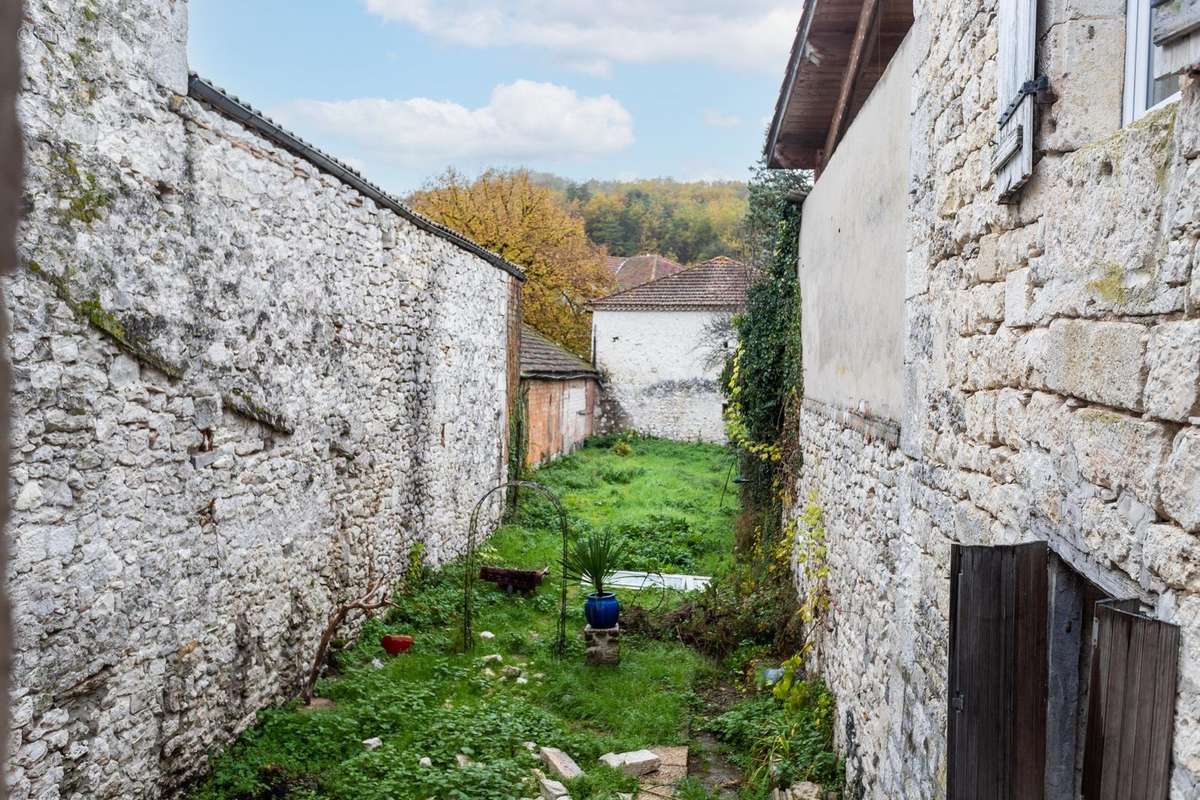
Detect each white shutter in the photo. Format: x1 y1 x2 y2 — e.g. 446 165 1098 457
993 0 1039 203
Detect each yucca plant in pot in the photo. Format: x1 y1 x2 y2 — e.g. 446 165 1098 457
564 530 627 629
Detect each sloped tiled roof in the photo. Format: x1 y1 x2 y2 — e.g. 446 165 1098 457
606 254 685 291
589 256 757 312
520 325 598 380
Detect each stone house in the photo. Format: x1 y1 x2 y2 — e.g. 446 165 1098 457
6 2 524 798
520 325 599 466
766 0 1200 797
589 256 754 443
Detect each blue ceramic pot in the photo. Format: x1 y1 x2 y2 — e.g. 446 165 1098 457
584 592 620 629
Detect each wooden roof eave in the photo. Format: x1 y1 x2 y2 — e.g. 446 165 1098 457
765 0 915 171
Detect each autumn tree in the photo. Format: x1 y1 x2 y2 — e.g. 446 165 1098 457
409 169 613 357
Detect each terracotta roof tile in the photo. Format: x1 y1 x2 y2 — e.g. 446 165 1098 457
520 325 598 379
606 254 686 291
589 256 757 311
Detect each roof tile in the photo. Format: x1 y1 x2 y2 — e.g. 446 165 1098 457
589 256 757 311
520 325 598 379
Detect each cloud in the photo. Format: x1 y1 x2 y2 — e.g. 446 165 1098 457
564 57 614 79
272 80 634 168
703 110 742 128
364 0 797 73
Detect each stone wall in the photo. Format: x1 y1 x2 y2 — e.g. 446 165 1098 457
790 1 1200 798
592 309 728 442
1 1 22 794
7 1 518 798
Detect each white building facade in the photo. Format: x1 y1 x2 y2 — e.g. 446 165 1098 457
590 257 753 443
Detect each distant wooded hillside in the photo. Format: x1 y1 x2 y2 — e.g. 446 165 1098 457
531 173 750 265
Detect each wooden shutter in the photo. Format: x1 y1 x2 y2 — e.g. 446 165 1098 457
993 0 1038 202
1081 600 1179 800
948 542 1048 800
1153 0 1200 78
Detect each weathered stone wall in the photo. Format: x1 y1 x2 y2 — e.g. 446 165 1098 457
7 1 517 798
790 1 1200 797
1 2 23 795
592 309 728 442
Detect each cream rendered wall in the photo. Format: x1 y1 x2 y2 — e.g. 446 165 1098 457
593 309 728 442
797 32 914 424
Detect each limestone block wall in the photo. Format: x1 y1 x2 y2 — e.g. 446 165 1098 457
789 1 1200 798
7 1 517 798
592 309 727 442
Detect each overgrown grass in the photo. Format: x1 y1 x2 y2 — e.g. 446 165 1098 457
187 436 841 800
187 437 732 800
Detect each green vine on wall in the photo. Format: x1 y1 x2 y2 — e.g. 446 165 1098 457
504 386 529 518
722 191 805 553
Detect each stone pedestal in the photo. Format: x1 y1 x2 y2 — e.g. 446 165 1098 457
583 624 620 665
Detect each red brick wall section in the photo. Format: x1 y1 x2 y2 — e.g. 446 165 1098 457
0 0 21 792
524 377 597 466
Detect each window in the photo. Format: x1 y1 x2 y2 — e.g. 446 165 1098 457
1125 0 1182 124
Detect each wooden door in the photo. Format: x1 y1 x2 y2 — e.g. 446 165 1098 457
1081 600 1179 800
948 541 1048 800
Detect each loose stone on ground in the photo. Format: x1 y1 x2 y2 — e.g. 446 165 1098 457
539 746 584 781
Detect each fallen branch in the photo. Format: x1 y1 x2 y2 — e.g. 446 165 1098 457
301 577 395 704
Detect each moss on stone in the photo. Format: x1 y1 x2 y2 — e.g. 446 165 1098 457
223 388 295 434
77 298 125 340
1088 262 1131 305
24 258 183 379
50 150 112 226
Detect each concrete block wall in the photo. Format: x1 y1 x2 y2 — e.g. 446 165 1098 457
7 1 516 798
790 2 1200 797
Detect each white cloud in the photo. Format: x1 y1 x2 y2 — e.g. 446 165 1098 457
272 80 634 167
703 109 742 128
564 57 614 79
364 0 797 73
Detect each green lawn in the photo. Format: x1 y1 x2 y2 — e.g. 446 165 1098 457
188 436 736 800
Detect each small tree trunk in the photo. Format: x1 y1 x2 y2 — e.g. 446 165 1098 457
301 579 391 704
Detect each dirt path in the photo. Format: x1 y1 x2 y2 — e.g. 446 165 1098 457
687 678 746 798
688 731 742 798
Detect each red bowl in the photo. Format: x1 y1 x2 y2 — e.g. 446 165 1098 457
381 634 414 656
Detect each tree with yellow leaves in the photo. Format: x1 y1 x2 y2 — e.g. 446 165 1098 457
409 169 613 358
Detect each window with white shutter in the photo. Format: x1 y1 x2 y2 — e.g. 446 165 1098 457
993 0 1041 203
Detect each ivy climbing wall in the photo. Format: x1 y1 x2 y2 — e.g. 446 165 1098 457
7 1 518 798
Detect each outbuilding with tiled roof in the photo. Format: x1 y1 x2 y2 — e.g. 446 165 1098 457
590 256 757 312
519 325 600 466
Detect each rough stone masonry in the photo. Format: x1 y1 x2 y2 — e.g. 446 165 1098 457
6 1 522 798
786 2 1200 799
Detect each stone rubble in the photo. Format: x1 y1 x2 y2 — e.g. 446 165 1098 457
539 746 584 781
600 749 662 777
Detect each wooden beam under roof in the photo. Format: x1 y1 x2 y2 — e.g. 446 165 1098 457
822 0 884 168
764 0 914 171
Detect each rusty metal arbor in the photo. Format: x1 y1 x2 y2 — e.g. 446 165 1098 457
464 480 570 657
